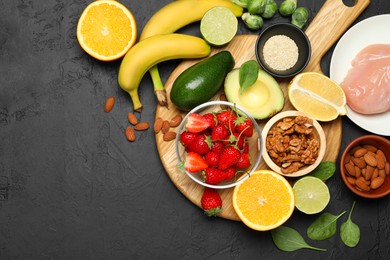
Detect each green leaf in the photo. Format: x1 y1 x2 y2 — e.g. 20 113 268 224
308 161 336 181
340 201 360 247
239 60 259 94
271 226 326 252
307 211 346 240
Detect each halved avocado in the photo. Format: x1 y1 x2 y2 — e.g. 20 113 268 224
224 69 285 119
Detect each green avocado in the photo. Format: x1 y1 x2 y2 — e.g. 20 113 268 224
170 51 235 111
224 68 285 119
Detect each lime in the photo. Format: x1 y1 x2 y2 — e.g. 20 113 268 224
200 6 238 46
292 176 330 214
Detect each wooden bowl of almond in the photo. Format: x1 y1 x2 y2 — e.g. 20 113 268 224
261 110 326 177
340 135 390 199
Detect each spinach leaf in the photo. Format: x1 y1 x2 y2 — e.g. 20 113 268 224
308 161 336 181
340 201 360 247
239 60 259 94
271 226 326 252
307 211 346 240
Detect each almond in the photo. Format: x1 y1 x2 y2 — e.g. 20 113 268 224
376 149 386 169
169 115 182 127
134 122 150 131
161 120 170 134
371 168 379 181
347 177 356 186
364 165 374 181
127 112 138 125
355 177 370 192
363 144 378 153
354 166 361 178
354 147 368 158
104 96 115 113
154 117 163 133
352 157 366 169
379 169 386 178
364 153 377 167
370 177 385 190
125 126 135 142
345 162 356 177
163 131 176 142
385 162 390 176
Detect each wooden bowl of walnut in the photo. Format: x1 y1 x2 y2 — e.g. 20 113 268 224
261 110 326 177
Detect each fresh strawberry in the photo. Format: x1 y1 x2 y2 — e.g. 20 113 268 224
201 188 222 217
235 152 251 169
211 141 224 155
224 166 237 181
185 113 210 133
216 110 236 130
203 167 225 185
189 134 211 155
205 151 219 167
202 113 216 128
219 146 241 170
183 152 208 173
211 124 229 141
235 117 254 137
180 131 197 147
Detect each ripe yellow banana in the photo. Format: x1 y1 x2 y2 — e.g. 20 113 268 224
139 0 243 107
140 0 243 40
118 34 211 112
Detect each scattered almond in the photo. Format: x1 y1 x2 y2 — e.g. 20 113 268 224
125 126 135 142
134 122 150 131
154 117 164 133
128 112 138 125
169 115 182 127
104 96 115 113
161 120 170 134
163 131 176 142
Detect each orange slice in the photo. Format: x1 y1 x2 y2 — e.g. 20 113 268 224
288 72 347 122
232 170 295 231
76 0 137 61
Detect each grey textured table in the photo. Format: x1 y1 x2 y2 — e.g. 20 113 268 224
1 0 389 259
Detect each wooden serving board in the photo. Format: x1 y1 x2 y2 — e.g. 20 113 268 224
155 0 370 221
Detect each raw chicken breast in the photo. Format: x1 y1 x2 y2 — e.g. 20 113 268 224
340 44 390 115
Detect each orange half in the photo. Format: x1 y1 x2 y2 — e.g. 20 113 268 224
76 0 137 61
232 170 295 231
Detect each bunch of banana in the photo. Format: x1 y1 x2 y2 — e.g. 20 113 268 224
118 0 243 111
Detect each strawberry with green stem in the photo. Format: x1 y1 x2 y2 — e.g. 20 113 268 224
201 188 222 217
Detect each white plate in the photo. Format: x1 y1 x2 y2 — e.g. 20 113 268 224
330 14 390 136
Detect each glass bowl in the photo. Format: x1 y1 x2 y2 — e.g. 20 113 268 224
175 101 262 189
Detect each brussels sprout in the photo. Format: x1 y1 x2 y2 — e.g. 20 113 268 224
232 0 251 8
262 1 278 19
279 0 297 16
247 0 266 15
291 7 310 28
242 12 264 30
